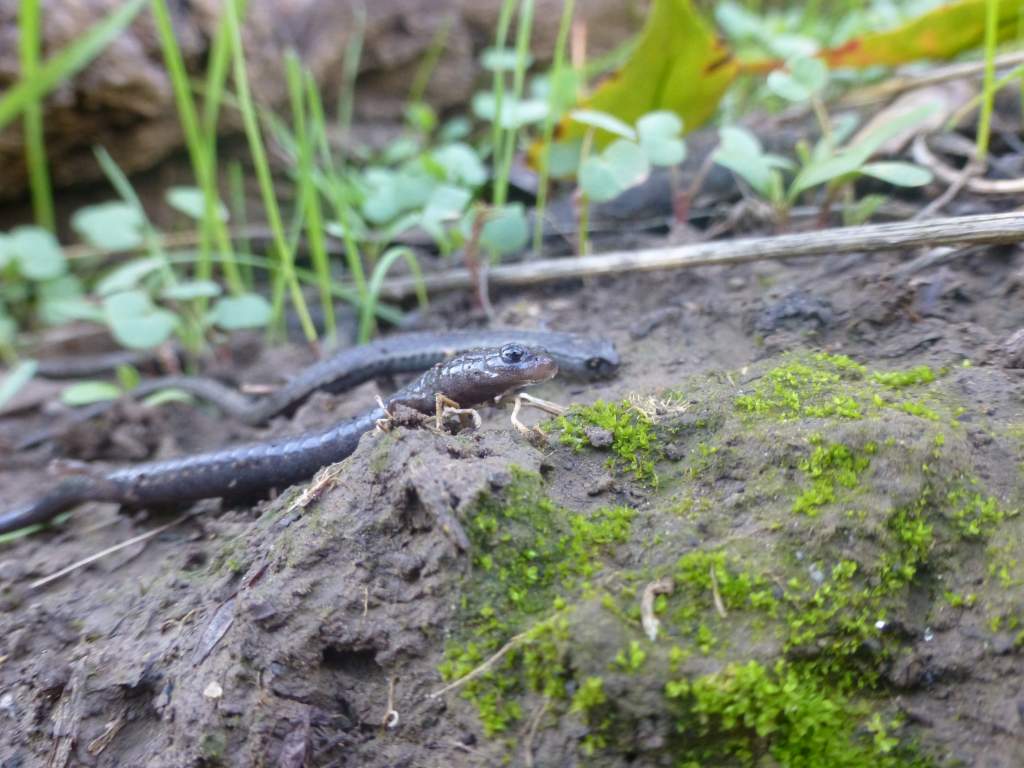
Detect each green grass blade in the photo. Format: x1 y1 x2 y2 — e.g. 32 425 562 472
977 0 1000 160
490 0 517 206
532 0 575 255
0 0 147 130
304 70 368 303
150 0 243 296
337 4 366 141
286 52 336 343
222 0 316 343
494 0 535 212
19 0 55 230
358 247 428 343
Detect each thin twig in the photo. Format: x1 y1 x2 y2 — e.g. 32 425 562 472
365 212 1024 300
30 513 191 589
428 628 531 699
913 135 1024 195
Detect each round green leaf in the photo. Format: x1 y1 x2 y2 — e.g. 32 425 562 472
431 143 487 187
569 109 637 141
860 162 933 187
96 256 165 296
161 280 223 301
637 111 683 141
71 202 145 250
9 226 66 281
546 140 583 179
0 360 37 410
604 139 651 190
61 381 123 406
103 290 178 349
479 204 529 256
211 293 272 331
767 57 828 103
439 117 471 143
37 275 101 325
166 186 228 222
579 156 622 203
422 185 472 228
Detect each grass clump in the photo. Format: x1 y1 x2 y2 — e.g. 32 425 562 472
555 399 660 483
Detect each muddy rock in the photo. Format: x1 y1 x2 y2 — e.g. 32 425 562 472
0 0 641 200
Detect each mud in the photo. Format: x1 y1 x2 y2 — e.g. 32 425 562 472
2 185 1024 765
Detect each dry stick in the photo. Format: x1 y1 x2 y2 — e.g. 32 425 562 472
839 50 1024 108
368 212 1024 300
428 627 531 699
913 134 1024 195
30 513 191 589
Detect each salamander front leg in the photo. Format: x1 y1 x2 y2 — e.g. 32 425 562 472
434 393 482 432
510 392 567 437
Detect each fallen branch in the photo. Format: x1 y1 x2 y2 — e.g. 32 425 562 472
368 212 1024 300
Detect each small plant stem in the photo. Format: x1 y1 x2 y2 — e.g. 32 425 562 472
489 0 516 205
493 0 535 210
336 4 365 143
408 14 453 105
222 0 317 343
810 96 832 146
226 161 253 287
19 0 54 231
286 52 336 345
532 0 576 255
358 247 428 343
150 0 244 298
576 128 595 256
305 72 369 303
976 0 1000 161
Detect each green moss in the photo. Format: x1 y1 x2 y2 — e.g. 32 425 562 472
570 676 606 713
665 660 921 767
947 484 1008 538
896 401 940 421
735 353 866 419
555 399 659 483
438 470 636 735
613 639 647 672
872 366 936 389
793 441 873 516
734 354 948 426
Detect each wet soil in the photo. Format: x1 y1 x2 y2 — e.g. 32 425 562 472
2 185 1024 766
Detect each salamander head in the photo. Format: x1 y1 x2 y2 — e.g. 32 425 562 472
434 343 558 406
491 342 559 385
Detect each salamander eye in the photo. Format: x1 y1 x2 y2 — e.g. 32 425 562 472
587 357 602 370
500 343 527 364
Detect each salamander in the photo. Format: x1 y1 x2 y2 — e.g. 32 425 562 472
17 329 617 448
0 344 557 535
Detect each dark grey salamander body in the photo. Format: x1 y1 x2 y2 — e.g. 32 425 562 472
0 344 557 534
17 329 617 449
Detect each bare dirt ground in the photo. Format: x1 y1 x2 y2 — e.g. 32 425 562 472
2 147 1024 766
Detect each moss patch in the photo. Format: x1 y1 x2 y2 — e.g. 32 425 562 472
554 399 660 483
438 353 1023 765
